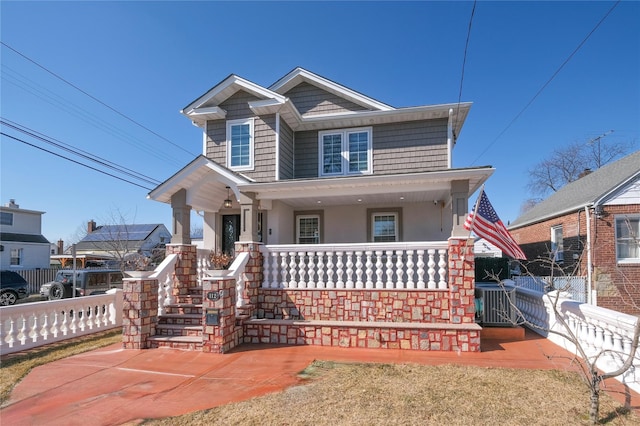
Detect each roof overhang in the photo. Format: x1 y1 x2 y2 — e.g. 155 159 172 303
147 156 251 212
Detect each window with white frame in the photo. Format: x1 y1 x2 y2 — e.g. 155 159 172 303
319 127 372 176
551 225 564 263
296 215 320 244
10 248 23 266
616 216 640 263
372 212 398 242
226 118 254 170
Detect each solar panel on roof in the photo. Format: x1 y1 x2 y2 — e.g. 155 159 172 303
80 224 158 242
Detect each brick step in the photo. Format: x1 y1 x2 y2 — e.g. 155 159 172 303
158 313 202 326
163 304 203 315
148 335 203 350
155 324 203 337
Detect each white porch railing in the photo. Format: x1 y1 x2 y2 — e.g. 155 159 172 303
151 253 179 316
0 290 123 356
196 248 213 285
514 285 640 394
260 242 448 290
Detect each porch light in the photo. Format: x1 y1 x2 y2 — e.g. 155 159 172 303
224 186 233 208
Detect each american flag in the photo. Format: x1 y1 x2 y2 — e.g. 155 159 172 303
464 190 527 260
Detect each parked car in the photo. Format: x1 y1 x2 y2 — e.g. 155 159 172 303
0 270 30 305
40 269 124 300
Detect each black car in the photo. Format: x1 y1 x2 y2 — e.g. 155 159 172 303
0 270 30 306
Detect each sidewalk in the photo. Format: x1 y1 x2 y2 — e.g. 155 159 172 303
2 330 638 425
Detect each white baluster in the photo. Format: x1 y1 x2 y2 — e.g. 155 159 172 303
40 313 49 342
307 252 316 289
281 252 290 288
270 252 279 288
18 314 27 345
601 326 615 365
438 249 448 289
365 251 374 289
375 251 384 289
427 249 436 289
395 250 404 289
316 251 325 289
288 252 297 288
345 251 354 289
6 316 17 348
0 316 7 350
29 314 39 343
416 250 425 289
384 250 394 289
406 250 415 289
297 251 307 289
336 251 345 289
355 251 364 289
326 252 335 289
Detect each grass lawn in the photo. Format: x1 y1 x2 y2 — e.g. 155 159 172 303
2 331 637 425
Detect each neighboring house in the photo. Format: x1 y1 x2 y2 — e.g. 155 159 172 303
74 221 172 262
148 67 494 252
0 199 50 270
474 238 502 258
509 150 640 315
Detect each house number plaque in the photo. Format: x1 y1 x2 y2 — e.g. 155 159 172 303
207 291 220 301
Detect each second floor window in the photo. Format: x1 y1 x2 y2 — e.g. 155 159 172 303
0 212 13 226
319 127 372 176
227 118 254 170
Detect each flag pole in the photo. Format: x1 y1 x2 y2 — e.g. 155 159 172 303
462 184 484 262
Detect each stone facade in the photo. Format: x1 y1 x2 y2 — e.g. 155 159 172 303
122 277 158 349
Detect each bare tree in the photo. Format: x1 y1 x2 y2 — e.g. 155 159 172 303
484 255 639 424
526 136 634 197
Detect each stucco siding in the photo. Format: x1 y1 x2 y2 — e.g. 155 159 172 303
284 82 369 116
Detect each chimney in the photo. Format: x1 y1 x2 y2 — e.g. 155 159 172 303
57 239 64 255
88 220 97 234
578 168 592 178
5 199 19 208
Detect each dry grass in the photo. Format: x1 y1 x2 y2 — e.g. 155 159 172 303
145 361 637 426
0 329 122 406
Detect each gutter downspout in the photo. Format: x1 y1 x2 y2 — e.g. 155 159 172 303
585 205 593 305
447 108 453 169
275 112 280 181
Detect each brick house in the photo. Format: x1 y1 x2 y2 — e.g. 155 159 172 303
509 150 640 315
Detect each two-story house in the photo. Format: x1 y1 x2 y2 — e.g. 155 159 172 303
148 68 494 254
509 150 640 315
0 199 50 270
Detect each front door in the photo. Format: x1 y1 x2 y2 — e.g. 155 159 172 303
221 214 240 256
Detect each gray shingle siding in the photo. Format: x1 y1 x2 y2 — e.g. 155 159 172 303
293 130 319 178
284 82 369 116
279 119 294 180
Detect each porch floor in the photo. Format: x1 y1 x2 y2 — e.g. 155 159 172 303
2 329 638 425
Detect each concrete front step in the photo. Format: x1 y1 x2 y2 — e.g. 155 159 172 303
163 304 203 315
158 313 202 326
148 335 203 350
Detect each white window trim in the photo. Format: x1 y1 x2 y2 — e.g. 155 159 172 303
318 127 372 177
226 118 255 171
372 212 399 243
615 215 640 264
551 225 563 263
296 214 320 244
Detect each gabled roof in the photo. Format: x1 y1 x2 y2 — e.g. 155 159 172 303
510 150 640 229
269 67 394 111
79 224 163 243
0 232 49 244
179 67 472 136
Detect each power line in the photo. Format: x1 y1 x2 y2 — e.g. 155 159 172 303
470 0 622 165
1 118 161 186
1 41 197 157
453 0 477 143
2 132 154 191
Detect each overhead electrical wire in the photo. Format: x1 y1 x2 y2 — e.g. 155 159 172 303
1 64 186 166
2 132 154 191
1 118 161 187
470 0 622 165
0 41 197 157
453 0 477 143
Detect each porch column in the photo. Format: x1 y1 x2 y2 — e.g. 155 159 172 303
171 188 191 245
450 180 469 238
238 191 259 242
448 237 476 325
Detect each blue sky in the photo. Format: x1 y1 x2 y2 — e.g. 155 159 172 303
1 1 638 245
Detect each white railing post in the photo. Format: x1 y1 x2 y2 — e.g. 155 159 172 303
336 251 345 289
316 251 326 289
374 250 384 289
345 251 354 289
427 249 436 289
406 250 415 289
437 249 448 289
416 250 425 289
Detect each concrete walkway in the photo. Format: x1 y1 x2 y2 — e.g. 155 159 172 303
2 330 638 425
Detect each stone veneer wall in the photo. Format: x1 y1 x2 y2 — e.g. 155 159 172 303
165 244 198 296
122 277 158 349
